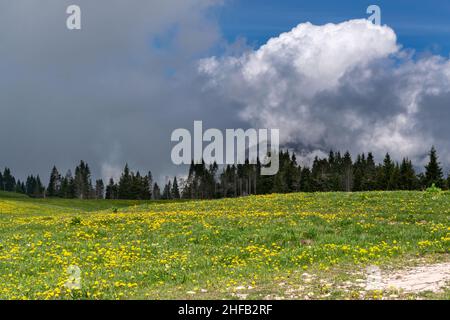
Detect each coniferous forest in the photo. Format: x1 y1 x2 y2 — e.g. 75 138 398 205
1 147 449 200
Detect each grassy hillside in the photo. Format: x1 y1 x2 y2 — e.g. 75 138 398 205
0 191 448 300
0 191 29 199
0 194 185 215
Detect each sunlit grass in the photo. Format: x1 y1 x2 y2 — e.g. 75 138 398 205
0 191 448 300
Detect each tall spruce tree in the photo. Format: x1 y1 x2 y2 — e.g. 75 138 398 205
130 171 141 200
74 161 92 199
118 164 132 199
138 173 151 200
2 168 16 192
15 180 26 194
95 179 104 199
299 167 312 192
353 154 365 192
342 152 353 192
172 177 180 199
162 181 172 200
399 158 418 190
153 183 161 200
60 170 76 198
379 153 394 190
47 166 61 197
388 163 400 190
35 175 45 198
425 146 444 188
363 153 377 191
105 178 118 200
25 176 35 196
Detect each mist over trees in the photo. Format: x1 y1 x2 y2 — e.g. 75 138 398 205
1 147 449 200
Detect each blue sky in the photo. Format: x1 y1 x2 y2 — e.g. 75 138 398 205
215 0 450 56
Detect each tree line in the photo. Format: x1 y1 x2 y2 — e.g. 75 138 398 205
179 147 449 199
0 147 449 200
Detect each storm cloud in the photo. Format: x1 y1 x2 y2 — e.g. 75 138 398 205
0 0 232 182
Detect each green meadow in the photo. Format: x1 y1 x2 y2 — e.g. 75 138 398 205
0 191 448 300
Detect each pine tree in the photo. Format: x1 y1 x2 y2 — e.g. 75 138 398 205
162 181 172 200
388 163 400 190
425 146 444 188
95 179 104 199
353 154 364 192
15 180 26 194
379 153 394 190
84 163 93 198
310 156 325 192
417 173 427 190
153 183 161 200
399 158 418 190
209 162 219 198
118 164 132 199
138 173 151 200
328 151 341 191
363 153 376 191
60 170 76 198
2 168 16 192
47 166 61 197
182 160 218 199
171 177 180 199
299 167 312 192
25 176 35 196
130 171 142 200
74 161 92 199
342 152 353 192
220 165 236 198
34 175 45 198
105 178 118 200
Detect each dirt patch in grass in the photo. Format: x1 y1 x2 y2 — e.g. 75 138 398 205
377 262 450 294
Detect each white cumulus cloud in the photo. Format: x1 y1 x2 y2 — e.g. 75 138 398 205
199 19 450 168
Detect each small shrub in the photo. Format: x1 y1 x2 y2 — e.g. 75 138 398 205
426 183 442 193
112 207 118 213
70 216 82 225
